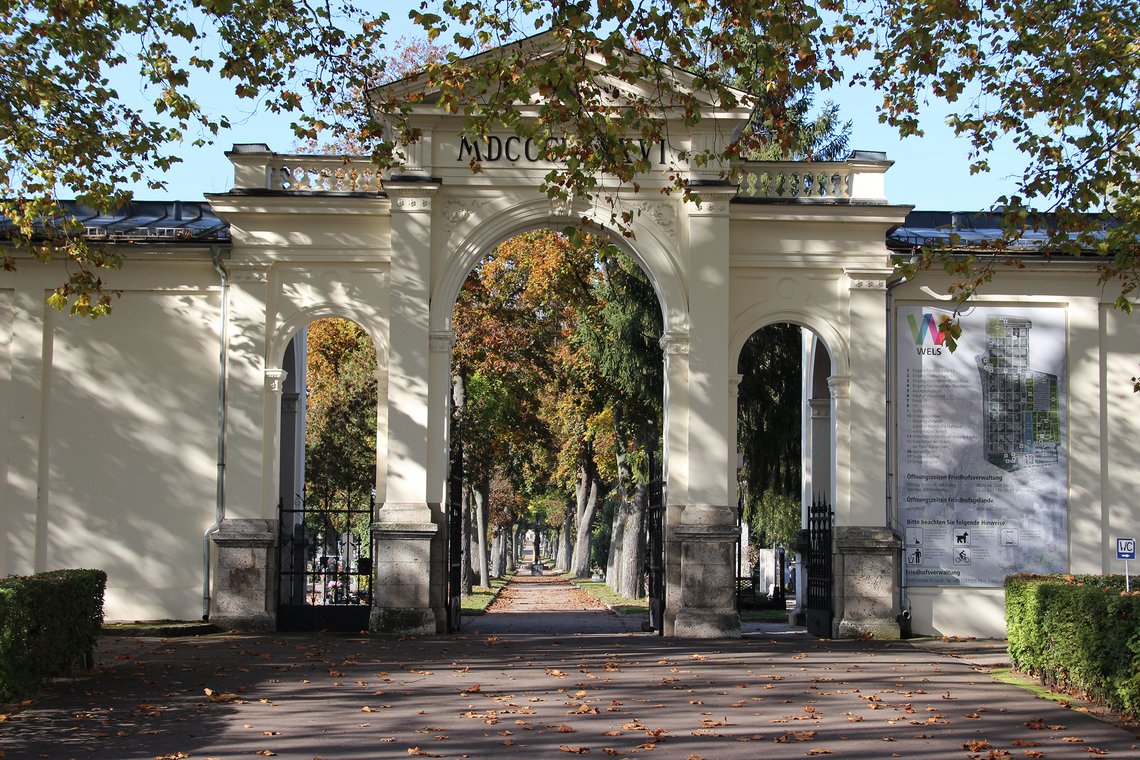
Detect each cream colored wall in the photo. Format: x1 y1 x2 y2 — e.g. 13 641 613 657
1 257 222 620
893 264 1140 637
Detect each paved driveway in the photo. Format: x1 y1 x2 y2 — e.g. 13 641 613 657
2 623 1137 759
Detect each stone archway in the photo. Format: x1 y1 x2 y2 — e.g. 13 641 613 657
205 50 909 637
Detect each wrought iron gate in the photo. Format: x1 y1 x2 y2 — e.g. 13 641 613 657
804 495 834 637
643 453 665 634
445 420 464 633
445 379 465 633
278 493 374 631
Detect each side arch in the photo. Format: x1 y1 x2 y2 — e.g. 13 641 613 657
730 307 850 378
268 304 388 369
429 197 689 336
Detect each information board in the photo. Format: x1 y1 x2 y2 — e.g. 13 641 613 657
897 306 1068 586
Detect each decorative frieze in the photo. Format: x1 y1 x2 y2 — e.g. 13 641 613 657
660 332 690 356
265 368 288 394
550 193 575 218
230 266 270 284
845 269 894 290
827 374 851 399
429 330 456 354
629 200 679 241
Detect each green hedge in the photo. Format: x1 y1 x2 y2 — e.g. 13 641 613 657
0 569 106 701
1006 574 1140 719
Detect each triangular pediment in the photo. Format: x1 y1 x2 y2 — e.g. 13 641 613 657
373 30 755 121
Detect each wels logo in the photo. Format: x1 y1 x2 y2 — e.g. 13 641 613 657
907 313 946 356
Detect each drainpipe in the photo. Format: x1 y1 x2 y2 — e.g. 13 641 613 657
203 245 231 620
886 262 911 630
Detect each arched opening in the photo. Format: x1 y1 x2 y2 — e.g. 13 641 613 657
735 323 834 631
276 317 380 631
444 228 667 634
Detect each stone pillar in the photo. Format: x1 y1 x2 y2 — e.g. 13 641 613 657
660 331 689 636
211 518 276 631
835 527 903 638
372 181 441 635
831 268 902 638
674 186 740 638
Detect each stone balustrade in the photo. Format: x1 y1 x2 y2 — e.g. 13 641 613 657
734 151 892 203
227 144 383 193
225 143 892 204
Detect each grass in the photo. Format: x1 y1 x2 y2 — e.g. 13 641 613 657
561 574 650 616
739 606 792 622
460 577 509 615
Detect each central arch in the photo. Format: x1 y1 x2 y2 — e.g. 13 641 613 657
430 197 689 337
429 203 677 633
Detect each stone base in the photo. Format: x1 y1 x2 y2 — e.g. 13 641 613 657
210 518 276 632
673 515 741 639
211 612 276 633
834 526 903 640
673 609 741 638
837 617 901 640
371 516 439 637
369 606 437 636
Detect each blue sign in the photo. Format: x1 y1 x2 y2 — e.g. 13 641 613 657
1118 538 1136 560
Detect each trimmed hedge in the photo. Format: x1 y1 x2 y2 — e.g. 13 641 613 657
0 569 106 701
1006 573 1140 719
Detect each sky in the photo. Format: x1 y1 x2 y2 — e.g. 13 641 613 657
120 10 1028 214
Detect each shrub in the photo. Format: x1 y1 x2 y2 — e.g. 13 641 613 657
1006 574 1140 719
0 569 106 701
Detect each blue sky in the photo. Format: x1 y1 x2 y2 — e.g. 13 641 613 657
124 9 1027 213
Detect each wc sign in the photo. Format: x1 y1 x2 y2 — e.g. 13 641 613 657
1118 538 1136 560
1119 538 1135 593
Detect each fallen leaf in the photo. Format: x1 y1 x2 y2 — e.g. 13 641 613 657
964 740 990 751
203 688 241 703
807 751 833 756
559 745 589 754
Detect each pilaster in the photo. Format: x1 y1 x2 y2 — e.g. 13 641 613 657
660 331 689 636
675 186 740 638
374 180 441 634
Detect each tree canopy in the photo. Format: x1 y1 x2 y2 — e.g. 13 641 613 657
3 0 1138 315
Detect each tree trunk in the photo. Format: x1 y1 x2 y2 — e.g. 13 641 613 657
607 502 625 591
505 525 516 574
460 484 473 594
490 525 505 578
473 484 490 588
616 482 647 598
571 473 598 577
556 512 572 571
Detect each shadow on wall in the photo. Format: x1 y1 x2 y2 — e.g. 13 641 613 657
33 291 222 620
907 587 1008 638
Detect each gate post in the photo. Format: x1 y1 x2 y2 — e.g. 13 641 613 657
211 518 277 631
834 527 903 638
673 506 741 638
370 519 438 635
